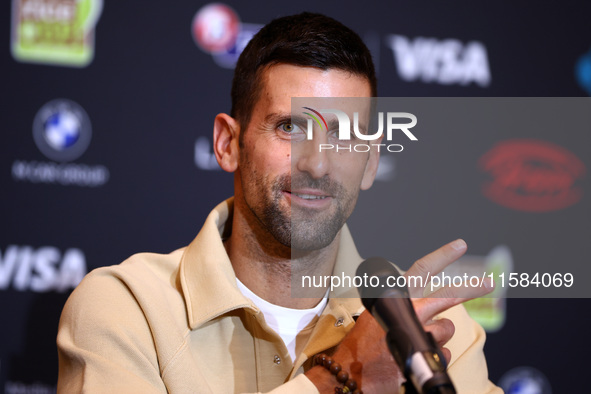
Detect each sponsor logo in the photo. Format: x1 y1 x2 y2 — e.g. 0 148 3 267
444 245 512 332
194 136 221 170
301 107 417 153
575 47 591 96
375 156 396 182
191 3 262 69
11 161 109 186
479 139 585 212
11 99 109 187
5 382 56 394
192 3 240 53
11 0 103 67
499 366 552 394
0 245 87 293
33 99 91 162
386 34 491 87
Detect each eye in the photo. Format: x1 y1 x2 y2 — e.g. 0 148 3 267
278 122 304 135
280 123 295 133
276 121 306 141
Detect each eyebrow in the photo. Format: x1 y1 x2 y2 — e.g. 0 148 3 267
264 112 340 130
264 112 294 125
325 118 340 130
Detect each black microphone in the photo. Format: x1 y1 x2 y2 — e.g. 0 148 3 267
356 257 456 394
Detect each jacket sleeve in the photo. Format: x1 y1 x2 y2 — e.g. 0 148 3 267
56 269 168 394
440 304 503 394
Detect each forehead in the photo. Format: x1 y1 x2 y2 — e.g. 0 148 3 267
256 64 372 113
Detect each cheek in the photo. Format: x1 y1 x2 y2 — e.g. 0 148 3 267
243 147 291 188
337 158 371 196
254 145 291 171
342 154 368 178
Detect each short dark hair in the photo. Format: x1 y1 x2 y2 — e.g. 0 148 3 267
230 12 377 130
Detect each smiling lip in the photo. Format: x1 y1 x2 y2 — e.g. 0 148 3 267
284 189 332 207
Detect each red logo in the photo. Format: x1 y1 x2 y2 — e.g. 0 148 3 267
479 139 585 212
192 3 240 53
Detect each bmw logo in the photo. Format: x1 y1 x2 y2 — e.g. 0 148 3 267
33 99 92 162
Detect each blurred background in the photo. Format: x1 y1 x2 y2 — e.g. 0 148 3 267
2 1 590 393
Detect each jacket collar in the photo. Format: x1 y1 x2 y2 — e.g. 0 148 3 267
180 198 364 330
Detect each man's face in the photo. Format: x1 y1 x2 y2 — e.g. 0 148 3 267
236 64 378 251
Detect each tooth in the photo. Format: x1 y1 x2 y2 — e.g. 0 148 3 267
293 193 326 200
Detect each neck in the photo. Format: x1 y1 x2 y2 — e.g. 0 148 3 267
226 198 339 309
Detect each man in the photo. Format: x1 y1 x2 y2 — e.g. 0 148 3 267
57 12 500 393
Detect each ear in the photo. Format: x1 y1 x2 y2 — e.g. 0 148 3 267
213 113 240 173
360 136 382 190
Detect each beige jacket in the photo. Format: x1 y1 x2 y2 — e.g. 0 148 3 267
57 198 501 393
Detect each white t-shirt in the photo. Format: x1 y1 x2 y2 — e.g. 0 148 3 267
236 278 328 362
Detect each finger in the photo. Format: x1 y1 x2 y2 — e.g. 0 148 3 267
414 298 458 324
429 276 495 300
413 278 494 320
424 318 455 347
405 239 468 298
441 347 451 365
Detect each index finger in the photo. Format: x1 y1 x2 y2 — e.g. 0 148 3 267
413 277 495 320
404 239 467 298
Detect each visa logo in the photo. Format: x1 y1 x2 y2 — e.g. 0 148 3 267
0 245 87 293
387 34 491 87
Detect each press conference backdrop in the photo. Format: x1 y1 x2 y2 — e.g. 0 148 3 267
2 1 590 393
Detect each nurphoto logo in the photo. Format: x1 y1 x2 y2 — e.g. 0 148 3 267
300 106 418 153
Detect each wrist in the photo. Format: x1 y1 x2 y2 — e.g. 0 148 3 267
307 354 362 394
305 365 336 394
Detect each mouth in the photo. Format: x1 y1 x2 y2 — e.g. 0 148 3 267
285 189 333 207
290 192 329 200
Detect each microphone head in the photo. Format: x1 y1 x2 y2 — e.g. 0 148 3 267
356 257 408 310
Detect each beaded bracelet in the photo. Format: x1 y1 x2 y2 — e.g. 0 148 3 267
314 353 362 394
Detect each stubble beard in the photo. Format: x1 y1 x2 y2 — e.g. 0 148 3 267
243 168 356 252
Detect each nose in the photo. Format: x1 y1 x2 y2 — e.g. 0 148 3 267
294 138 331 179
